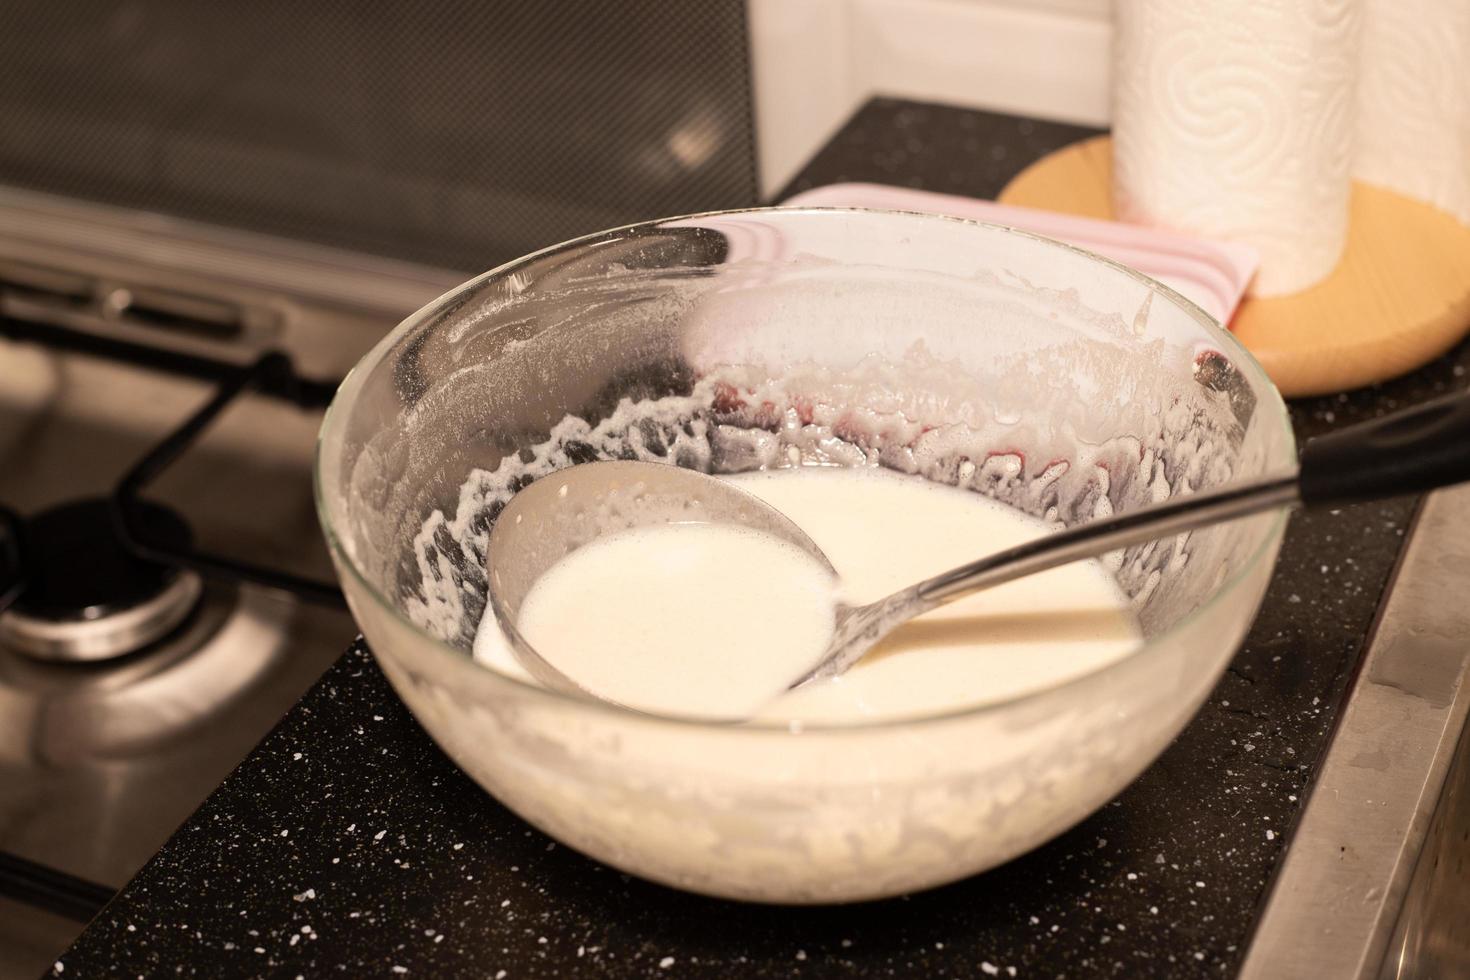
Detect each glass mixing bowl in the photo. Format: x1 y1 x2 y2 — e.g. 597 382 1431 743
316 208 1293 904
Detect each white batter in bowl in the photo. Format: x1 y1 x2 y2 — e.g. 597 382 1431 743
472 466 1143 723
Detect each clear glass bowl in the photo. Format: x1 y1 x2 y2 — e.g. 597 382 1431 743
316 208 1293 903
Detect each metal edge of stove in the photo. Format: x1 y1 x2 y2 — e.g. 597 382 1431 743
1239 484 1470 979
0 184 464 318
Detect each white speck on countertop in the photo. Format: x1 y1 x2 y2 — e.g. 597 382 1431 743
279 830 288 837
453 843 464 850
293 752 302 761
981 962 999 976
659 956 675 968
374 830 387 841
796 950 807 960
1196 881 1206 888
373 715 384 721
495 972 507 980
391 967 407 974
1266 830 1275 840
500 899 510 908
292 888 315 902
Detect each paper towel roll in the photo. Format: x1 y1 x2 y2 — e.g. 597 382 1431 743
1112 0 1359 297
1356 0 1470 226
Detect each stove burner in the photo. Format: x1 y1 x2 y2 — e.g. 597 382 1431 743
0 499 202 662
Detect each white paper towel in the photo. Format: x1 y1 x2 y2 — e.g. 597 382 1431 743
1356 0 1470 226
1112 0 1359 297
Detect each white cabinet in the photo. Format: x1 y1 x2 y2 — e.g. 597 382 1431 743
750 0 1113 193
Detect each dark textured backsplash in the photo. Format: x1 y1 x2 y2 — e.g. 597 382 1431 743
0 0 758 271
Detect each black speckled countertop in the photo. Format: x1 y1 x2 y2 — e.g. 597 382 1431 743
55 99 1470 978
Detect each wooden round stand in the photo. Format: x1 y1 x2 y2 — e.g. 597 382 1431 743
998 136 1470 397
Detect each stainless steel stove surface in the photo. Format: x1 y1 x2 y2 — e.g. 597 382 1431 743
0 185 460 974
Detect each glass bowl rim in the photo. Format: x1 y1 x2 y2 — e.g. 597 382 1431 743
314 205 1295 735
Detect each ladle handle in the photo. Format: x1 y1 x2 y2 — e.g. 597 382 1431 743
916 391 1470 608
1299 390 1470 505
915 473 1300 606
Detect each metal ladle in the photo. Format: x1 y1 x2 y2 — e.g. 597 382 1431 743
486 391 1470 710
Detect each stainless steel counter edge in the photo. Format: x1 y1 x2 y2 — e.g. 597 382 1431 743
1239 484 1470 979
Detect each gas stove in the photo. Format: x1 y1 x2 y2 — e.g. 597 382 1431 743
0 184 460 967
